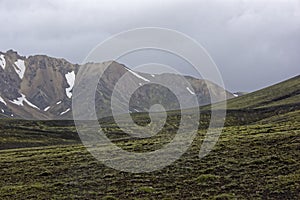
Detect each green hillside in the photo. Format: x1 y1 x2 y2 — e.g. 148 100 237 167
0 121 299 199
0 120 79 150
212 75 300 110
0 75 299 199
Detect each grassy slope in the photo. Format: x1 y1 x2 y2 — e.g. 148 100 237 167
0 75 299 199
204 75 300 126
0 120 79 150
258 110 300 124
0 122 299 199
212 75 300 110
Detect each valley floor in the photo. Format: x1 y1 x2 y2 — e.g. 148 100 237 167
0 120 299 199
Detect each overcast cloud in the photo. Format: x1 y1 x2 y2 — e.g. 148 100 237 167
0 0 299 92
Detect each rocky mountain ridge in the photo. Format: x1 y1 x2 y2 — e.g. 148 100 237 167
0 50 234 119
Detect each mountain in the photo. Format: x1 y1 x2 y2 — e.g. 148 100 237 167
0 50 78 119
222 75 300 109
0 50 234 119
203 75 300 125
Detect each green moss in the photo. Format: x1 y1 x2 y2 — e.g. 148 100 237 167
103 195 118 200
211 193 237 200
137 186 156 193
0 100 299 199
194 174 220 183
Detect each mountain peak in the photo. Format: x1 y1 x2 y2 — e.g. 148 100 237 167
0 49 25 61
6 49 18 54
0 51 234 120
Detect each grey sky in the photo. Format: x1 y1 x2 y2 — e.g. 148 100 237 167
0 0 299 92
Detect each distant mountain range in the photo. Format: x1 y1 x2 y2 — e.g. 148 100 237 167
0 50 234 119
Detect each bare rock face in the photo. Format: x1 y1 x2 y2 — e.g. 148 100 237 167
0 50 234 120
0 50 78 119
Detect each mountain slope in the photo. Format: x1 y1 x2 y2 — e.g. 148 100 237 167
194 75 300 126
0 50 77 119
209 75 300 110
0 50 234 119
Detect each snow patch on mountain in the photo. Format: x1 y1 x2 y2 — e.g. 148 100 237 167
10 94 40 110
0 54 6 70
44 106 51 111
127 68 150 82
56 101 62 105
1 109 4 113
0 96 7 105
186 87 196 95
60 108 70 115
65 71 75 98
14 59 26 79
